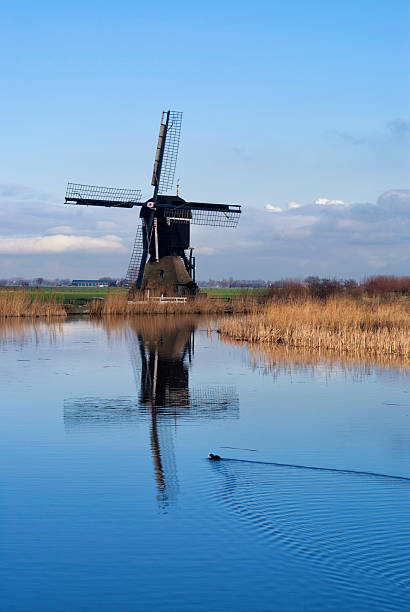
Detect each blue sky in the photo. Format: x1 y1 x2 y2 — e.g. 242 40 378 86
0 0 409 279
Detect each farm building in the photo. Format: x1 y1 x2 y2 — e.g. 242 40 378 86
71 279 117 287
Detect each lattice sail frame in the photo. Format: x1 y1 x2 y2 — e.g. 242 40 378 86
157 111 182 194
126 219 156 285
126 225 144 285
63 386 239 425
66 183 142 205
164 207 241 228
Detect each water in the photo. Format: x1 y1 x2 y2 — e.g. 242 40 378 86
1 316 409 611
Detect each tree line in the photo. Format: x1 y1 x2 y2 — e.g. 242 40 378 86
200 275 410 299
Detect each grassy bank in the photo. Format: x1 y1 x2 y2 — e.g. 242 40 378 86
24 286 126 305
0 287 261 316
89 291 259 315
2 286 256 305
217 297 409 360
199 287 265 299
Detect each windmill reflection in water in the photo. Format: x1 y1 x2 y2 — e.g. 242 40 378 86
64 317 239 510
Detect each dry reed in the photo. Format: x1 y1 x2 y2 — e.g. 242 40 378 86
217 297 410 361
0 289 66 318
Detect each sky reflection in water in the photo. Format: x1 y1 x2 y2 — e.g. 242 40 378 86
1 316 409 611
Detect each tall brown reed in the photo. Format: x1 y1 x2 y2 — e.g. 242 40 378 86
217 297 410 360
0 289 66 318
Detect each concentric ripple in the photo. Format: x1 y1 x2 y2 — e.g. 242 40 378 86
207 458 410 609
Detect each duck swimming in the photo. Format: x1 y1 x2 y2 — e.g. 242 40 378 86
208 453 221 461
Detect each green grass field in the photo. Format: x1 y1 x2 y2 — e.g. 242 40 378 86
1 286 264 305
56 286 262 302
44 287 128 303
45 286 262 301
199 287 266 298
2 286 127 305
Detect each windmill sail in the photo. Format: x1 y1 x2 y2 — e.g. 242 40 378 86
156 111 182 194
151 119 167 188
164 204 241 228
66 183 142 208
126 225 145 285
189 207 241 227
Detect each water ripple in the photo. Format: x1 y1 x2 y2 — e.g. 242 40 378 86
206 458 410 608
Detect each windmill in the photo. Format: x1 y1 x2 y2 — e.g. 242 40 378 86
65 110 242 295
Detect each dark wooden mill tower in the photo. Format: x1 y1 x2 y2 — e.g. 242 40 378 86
65 110 241 295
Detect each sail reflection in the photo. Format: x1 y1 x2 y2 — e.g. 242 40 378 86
64 316 239 509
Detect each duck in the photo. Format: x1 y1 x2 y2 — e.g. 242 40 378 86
208 452 221 461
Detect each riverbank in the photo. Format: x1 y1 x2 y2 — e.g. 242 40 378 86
217 297 410 360
0 287 260 317
0 289 409 364
89 291 259 315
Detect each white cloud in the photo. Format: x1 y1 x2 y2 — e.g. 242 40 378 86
287 201 302 209
272 215 319 239
265 204 283 212
314 197 347 206
0 234 126 255
377 190 410 215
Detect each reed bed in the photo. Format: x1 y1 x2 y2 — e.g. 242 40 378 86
0 289 66 318
89 291 259 316
217 297 410 361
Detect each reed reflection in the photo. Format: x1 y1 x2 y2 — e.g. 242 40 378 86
220 335 409 380
64 316 239 510
0 318 64 347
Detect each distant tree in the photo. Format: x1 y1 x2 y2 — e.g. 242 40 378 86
342 279 363 298
363 275 410 297
305 277 342 300
266 279 307 301
35 277 44 287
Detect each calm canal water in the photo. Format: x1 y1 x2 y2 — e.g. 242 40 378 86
1 316 409 611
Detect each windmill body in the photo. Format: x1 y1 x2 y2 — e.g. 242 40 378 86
65 111 241 295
